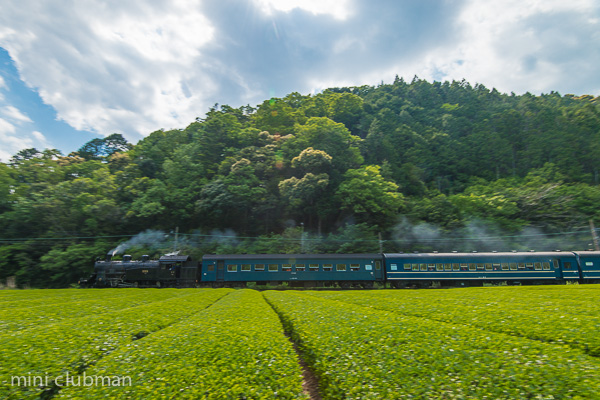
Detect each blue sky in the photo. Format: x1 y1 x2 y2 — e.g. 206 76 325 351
0 0 599 162
0 49 99 158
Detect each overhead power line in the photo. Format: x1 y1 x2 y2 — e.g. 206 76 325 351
0 227 594 244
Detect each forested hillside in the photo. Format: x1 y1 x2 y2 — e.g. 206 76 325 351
2 77 600 287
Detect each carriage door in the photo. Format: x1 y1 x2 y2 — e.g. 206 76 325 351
217 260 225 282
553 259 563 280
374 260 383 281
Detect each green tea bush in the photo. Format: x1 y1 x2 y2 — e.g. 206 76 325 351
1 289 231 399
0 289 185 332
57 289 307 399
310 285 600 356
265 290 600 399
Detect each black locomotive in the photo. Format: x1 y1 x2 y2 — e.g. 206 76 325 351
81 253 198 288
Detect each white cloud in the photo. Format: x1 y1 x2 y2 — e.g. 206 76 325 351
0 117 16 135
1 105 32 123
0 117 35 162
90 0 213 63
0 76 5 102
254 0 352 20
32 130 50 148
417 0 600 95
0 84 52 160
0 0 216 142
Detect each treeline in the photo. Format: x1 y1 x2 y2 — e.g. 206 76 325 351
1 77 600 287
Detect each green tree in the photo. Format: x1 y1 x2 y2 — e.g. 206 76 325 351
223 158 268 232
336 165 403 228
75 133 132 160
282 117 363 176
40 242 111 288
0 162 14 213
252 95 307 135
291 147 332 174
279 172 330 232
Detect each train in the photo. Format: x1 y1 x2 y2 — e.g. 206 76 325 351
80 250 600 288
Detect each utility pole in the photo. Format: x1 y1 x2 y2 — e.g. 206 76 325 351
173 226 179 253
589 220 600 251
300 223 305 253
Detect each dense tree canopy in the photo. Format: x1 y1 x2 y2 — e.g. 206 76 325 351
2 78 600 287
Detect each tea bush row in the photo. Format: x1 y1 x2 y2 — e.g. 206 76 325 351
57 290 307 400
265 291 600 399
1 289 231 399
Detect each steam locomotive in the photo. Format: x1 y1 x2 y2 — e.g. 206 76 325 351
81 253 198 288
81 250 600 288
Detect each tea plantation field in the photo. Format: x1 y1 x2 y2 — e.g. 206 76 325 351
1 285 599 399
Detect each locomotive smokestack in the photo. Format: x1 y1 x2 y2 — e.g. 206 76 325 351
106 253 112 262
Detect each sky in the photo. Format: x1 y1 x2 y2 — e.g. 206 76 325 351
0 0 599 162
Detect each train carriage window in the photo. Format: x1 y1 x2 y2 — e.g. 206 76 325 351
493 263 501 270
436 264 443 271
420 264 427 271
477 264 485 270
460 264 468 271
412 264 419 271
268 264 278 272
453 263 460 271
444 264 452 271
336 264 347 271
469 264 476 271
543 262 550 270
564 262 571 269
283 264 292 271
485 263 493 271
534 262 542 271
501 263 509 271
375 261 381 270
309 264 319 271
296 264 306 271
241 264 251 271
586 261 594 267
510 263 518 270
227 265 237 272
552 260 559 269
403 264 411 270
255 264 265 271
518 263 526 269
351 264 360 271
390 264 398 271
526 263 534 270
323 264 333 271
207 264 215 272
428 264 435 271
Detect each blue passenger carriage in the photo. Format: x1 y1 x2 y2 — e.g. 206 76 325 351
201 254 384 288
573 251 600 283
383 251 580 288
